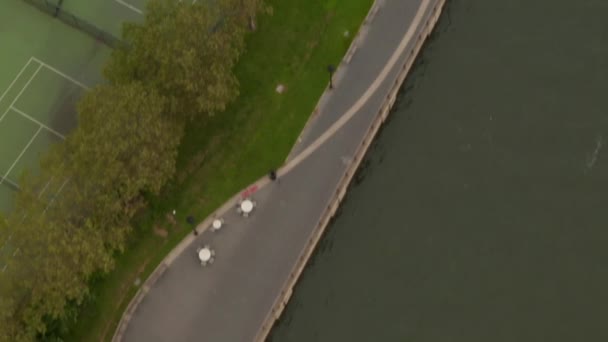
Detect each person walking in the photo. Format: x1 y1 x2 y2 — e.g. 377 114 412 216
187 215 197 235
269 169 279 184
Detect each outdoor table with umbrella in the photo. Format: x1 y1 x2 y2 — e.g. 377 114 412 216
211 218 224 232
237 198 256 217
196 246 215 266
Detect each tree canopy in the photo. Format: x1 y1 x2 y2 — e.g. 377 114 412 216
0 83 182 340
1 0 265 339
68 83 183 250
105 0 258 120
0 162 113 341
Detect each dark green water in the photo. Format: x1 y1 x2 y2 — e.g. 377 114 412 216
269 0 608 341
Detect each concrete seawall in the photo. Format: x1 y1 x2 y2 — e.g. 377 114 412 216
254 0 447 340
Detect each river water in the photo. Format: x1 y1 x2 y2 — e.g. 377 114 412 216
269 0 608 341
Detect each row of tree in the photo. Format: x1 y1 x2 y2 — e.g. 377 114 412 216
0 0 264 340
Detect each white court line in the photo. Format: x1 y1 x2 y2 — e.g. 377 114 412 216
49 179 70 200
31 57 91 91
2 177 20 190
37 176 55 199
54 179 69 200
10 107 66 140
43 179 69 214
115 0 143 14
0 235 9 251
0 234 12 272
0 64 42 124
0 126 42 188
0 58 34 105
0 62 70 240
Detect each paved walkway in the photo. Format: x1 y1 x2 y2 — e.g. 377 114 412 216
119 0 441 341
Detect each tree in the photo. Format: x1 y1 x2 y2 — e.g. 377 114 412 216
0 169 113 341
0 214 20 342
0 0 269 337
0 83 182 340
66 82 183 250
105 0 254 121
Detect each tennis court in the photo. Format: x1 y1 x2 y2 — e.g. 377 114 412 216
55 0 201 39
51 0 144 39
0 1 111 214
1 1 112 272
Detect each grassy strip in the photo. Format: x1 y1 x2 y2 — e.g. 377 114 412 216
65 0 374 340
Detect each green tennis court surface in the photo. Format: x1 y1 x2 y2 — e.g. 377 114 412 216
0 1 111 215
42 0 143 39
54 0 200 39
1 1 112 272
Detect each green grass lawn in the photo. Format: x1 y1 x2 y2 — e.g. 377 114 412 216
65 0 374 340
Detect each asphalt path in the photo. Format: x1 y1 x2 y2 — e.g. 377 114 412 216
122 1 436 341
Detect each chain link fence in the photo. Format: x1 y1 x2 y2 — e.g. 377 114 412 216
22 0 125 49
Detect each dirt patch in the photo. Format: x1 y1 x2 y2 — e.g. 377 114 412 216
153 225 168 238
165 213 177 227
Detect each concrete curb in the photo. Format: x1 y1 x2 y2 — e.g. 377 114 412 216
253 0 446 341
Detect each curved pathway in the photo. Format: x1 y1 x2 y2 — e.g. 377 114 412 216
118 0 441 341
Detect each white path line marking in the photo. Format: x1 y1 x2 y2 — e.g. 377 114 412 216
11 107 66 140
0 57 34 105
115 0 143 14
0 126 42 188
281 0 431 177
0 64 42 124
31 57 91 91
